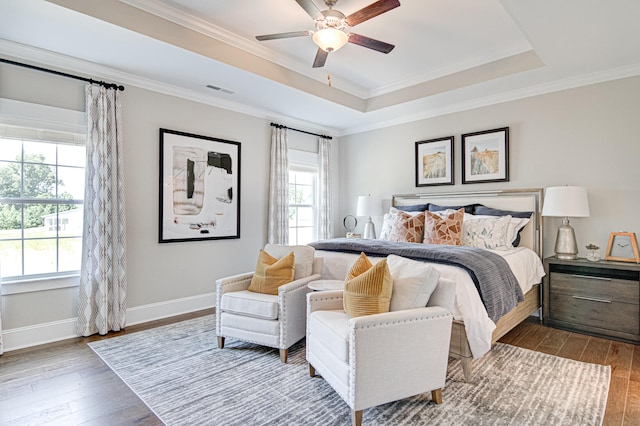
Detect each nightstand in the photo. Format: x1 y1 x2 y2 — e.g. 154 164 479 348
543 257 640 343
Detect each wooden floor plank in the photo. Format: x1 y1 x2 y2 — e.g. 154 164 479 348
0 309 636 425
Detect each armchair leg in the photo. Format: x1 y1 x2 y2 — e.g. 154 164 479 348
279 348 288 363
351 410 362 426
217 336 225 349
309 363 317 377
431 388 443 404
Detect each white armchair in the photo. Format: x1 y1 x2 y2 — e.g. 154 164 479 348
306 278 455 426
216 244 322 363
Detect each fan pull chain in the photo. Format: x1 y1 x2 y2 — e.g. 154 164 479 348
327 73 332 87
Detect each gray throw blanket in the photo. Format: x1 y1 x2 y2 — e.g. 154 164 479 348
309 238 524 323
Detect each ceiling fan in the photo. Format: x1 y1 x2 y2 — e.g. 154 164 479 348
256 0 401 68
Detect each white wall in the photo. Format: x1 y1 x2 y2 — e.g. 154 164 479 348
338 76 640 259
0 60 339 350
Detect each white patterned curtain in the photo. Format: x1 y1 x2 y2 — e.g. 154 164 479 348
268 127 289 244
77 85 127 337
317 136 331 240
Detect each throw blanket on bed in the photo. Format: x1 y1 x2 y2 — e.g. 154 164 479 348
309 238 524 323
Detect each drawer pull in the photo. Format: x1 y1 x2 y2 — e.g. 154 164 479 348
570 274 611 281
572 295 612 303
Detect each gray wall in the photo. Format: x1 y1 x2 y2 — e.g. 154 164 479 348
338 76 640 259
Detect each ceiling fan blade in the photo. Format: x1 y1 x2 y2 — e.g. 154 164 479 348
256 30 313 41
348 33 395 53
345 0 401 27
312 48 329 68
295 0 322 19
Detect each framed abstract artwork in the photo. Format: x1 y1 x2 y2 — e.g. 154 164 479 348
159 128 241 243
461 127 509 184
415 136 454 186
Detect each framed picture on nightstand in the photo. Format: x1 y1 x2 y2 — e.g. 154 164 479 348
605 232 640 263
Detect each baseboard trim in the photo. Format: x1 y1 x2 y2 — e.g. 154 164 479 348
1 293 215 352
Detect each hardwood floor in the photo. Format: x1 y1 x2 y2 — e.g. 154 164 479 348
0 311 637 425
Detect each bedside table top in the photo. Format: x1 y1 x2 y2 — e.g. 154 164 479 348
544 256 640 272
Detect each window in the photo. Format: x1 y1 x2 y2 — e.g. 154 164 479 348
0 136 85 279
288 166 317 245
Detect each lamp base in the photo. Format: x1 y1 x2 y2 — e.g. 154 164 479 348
554 218 578 260
363 217 376 239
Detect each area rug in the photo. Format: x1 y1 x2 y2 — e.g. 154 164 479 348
89 315 610 425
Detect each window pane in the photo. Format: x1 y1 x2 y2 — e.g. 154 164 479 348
289 207 297 227
0 161 21 197
296 227 314 245
0 138 22 161
297 206 314 226
297 185 314 204
22 163 56 198
58 166 85 199
24 238 57 275
58 144 85 167
288 230 297 246
58 207 83 237
0 239 22 276
23 203 57 238
24 140 56 165
295 172 314 185
0 203 22 233
59 237 82 272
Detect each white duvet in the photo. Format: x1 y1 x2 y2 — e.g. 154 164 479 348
315 247 546 359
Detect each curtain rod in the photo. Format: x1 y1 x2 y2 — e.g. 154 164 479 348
0 58 125 91
270 122 332 140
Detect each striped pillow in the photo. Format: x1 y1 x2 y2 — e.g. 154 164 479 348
248 249 295 295
343 253 393 318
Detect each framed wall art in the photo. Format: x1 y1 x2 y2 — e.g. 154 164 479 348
159 128 241 243
415 136 454 187
461 127 509 184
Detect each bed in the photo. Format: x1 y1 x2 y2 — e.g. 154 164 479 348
309 188 546 381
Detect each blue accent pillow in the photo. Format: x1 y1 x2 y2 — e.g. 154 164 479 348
397 203 430 212
428 203 478 214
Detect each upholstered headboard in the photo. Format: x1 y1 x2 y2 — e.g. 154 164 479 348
392 188 543 258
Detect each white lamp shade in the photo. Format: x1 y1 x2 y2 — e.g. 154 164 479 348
312 28 348 52
542 186 590 217
356 195 383 217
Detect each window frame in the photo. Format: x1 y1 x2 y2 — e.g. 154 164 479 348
0 98 86 293
288 149 319 245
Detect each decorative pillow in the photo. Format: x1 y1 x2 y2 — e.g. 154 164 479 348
462 215 512 249
343 253 393 318
472 206 533 247
248 250 295 295
387 255 440 311
423 208 464 245
387 210 425 243
379 210 398 240
464 213 530 248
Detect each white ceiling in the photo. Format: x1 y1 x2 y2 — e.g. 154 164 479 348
1 0 639 135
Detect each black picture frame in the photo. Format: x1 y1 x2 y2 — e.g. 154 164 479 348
415 136 454 187
159 128 241 243
461 127 509 184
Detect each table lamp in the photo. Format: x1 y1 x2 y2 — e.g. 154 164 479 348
542 186 590 259
356 195 383 239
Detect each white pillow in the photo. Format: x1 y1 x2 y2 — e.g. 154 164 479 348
464 213 529 247
462 215 512 249
387 254 441 311
264 244 314 279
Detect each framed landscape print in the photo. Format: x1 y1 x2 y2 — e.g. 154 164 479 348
461 127 509 184
159 128 241 243
415 136 454 186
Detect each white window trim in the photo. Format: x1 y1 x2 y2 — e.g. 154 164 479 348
0 98 86 294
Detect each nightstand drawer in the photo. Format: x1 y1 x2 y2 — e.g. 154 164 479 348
549 292 640 335
549 272 639 304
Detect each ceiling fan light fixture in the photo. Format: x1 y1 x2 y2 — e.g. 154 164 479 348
313 28 348 52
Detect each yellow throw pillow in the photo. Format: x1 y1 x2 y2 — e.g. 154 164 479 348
248 249 295 295
343 252 393 318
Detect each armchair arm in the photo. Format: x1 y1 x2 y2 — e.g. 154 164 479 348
215 272 253 334
348 306 453 411
277 272 321 348
307 289 345 315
